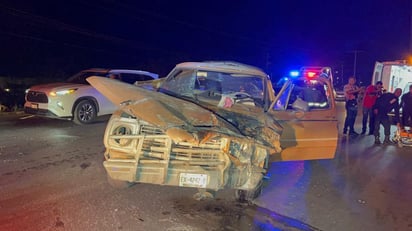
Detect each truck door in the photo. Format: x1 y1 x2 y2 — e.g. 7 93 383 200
268 77 338 161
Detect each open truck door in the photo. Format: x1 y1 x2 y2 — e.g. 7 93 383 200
268 71 338 161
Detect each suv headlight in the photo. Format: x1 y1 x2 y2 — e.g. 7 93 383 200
49 88 78 96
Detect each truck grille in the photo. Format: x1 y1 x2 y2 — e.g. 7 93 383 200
171 142 222 162
26 91 48 103
140 124 224 163
109 123 226 165
106 118 230 188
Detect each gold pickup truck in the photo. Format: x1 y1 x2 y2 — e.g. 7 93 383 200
87 62 338 202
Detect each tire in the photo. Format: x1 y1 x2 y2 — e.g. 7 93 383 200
106 174 135 189
193 189 216 200
235 179 263 203
73 100 97 125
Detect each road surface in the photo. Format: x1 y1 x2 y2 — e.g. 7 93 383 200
0 103 411 230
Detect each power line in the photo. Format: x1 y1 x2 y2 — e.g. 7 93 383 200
0 3 182 55
74 0 271 48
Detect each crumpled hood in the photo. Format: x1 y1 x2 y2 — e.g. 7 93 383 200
87 76 282 152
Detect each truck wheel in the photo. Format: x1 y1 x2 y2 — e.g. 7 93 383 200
235 179 263 203
193 189 216 200
106 175 134 189
73 100 97 125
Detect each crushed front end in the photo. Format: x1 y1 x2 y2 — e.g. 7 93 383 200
103 109 270 191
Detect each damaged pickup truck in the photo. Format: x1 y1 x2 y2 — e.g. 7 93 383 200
87 62 338 202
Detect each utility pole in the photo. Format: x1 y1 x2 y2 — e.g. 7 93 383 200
265 52 271 71
347 50 364 77
353 50 358 77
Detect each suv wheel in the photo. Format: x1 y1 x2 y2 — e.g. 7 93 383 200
73 100 97 125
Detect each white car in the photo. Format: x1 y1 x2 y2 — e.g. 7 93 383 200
334 88 345 101
24 68 158 124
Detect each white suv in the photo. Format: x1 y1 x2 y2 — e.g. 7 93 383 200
24 68 158 124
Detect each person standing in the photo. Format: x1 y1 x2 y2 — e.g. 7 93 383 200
343 76 362 135
373 88 402 144
361 81 383 135
400 84 412 127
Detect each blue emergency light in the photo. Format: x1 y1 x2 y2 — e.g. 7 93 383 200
289 71 299 77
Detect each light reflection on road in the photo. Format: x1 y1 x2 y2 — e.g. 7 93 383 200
254 102 412 230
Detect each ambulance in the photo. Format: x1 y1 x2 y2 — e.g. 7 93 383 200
372 60 412 94
372 60 412 122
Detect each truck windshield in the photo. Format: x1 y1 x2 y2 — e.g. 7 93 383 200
159 69 264 104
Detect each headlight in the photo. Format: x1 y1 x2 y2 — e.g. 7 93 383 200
25 88 30 94
112 125 133 147
49 88 78 96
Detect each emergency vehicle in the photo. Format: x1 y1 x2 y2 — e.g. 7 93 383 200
371 60 412 94
372 60 412 124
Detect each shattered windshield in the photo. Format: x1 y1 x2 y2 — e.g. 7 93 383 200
160 69 265 106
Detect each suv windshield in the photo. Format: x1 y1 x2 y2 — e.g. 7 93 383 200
160 69 264 105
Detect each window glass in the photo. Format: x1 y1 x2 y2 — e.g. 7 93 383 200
291 79 330 110
274 79 330 111
273 84 292 110
160 69 196 97
160 69 265 107
119 73 154 84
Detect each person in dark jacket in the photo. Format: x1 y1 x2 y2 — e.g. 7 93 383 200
400 85 412 127
373 88 402 144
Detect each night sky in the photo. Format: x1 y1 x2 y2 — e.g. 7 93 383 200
0 0 411 85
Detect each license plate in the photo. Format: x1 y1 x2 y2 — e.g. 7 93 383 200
179 173 208 188
31 103 38 109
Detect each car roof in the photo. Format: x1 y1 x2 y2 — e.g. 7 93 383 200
82 68 110 73
82 68 159 79
109 69 159 79
175 61 268 78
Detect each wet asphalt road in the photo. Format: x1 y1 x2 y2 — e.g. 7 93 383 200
0 102 411 231
256 102 412 230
